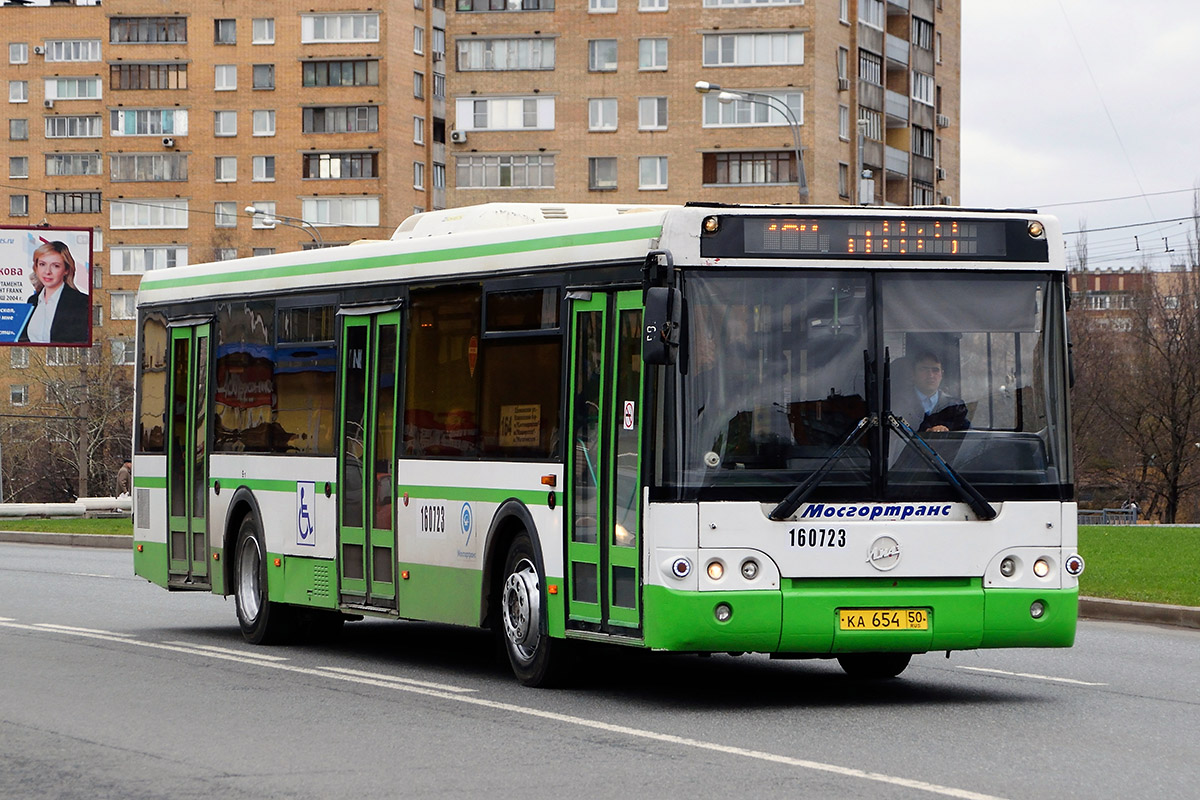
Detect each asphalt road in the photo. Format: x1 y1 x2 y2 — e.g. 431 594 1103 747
2 542 1197 800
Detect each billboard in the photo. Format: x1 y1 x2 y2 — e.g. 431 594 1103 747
0 226 93 347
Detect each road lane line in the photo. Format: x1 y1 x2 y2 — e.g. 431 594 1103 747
0 619 1009 800
161 641 292 661
66 572 119 579
35 623 134 637
957 666 1107 686
317 666 476 693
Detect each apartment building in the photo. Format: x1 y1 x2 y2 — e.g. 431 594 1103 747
445 0 960 207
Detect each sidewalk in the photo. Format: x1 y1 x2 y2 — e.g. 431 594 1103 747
3 530 1197 630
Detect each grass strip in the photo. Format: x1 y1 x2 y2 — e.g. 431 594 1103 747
1079 525 1200 607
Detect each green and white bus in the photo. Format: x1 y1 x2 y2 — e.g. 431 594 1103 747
133 203 1082 685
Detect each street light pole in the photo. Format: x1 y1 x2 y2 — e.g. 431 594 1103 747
244 205 325 247
694 81 807 203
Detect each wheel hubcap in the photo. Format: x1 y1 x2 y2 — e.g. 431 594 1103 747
237 534 262 622
502 558 541 661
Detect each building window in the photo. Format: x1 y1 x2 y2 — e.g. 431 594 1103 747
10 43 28 64
414 26 425 55
839 0 849 23
703 151 795 186
413 161 426 189
10 385 28 406
215 65 237 90
432 28 445 57
109 17 187 44
837 46 848 81
111 340 136 366
302 151 379 179
912 71 935 106
300 13 380 43
703 0 800 4
214 202 238 228
638 156 667 190
913 17 934 51
457 97 554 131
702 32 803 67
413 72 425 98
252 64 275 90
44 77 102 101
859 49 882 85
9 81 27 103
110 153 188 182
638 97 667 130
9 156 28 178
248 201 276 228
252 248 276 257
10 347 28 368
253 18 275 44
858 0 884 29
10 195 28 216
702 91 802 127
10 119 28 140
303 59 379 87
433 73 446 99
215 248 238 261
302 106 380 133
858 107 882 141
640 0 668 8
46 191 102 214
215 156 237 182
414 115 425 144
253 110 276 136
588 98 617 131
588 156 617 190
589 0 616 11
456 154 555 189
111 291 137 320
109 108 188 136
109 199 188 229
214 110 237 136
589 40 618 72
247 155 273 183
44 115 103 139
912 126 934 158
912 181 934 205
456 37 555 71
433 162 446 189
839 104 849 140
839 162 850 198
638 38 668 71
110 245 188 273
214 19 236 44
110 63 188 90
455 0 555 9
300 196 381 226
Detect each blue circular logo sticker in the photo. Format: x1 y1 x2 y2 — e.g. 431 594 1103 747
461 503 473 544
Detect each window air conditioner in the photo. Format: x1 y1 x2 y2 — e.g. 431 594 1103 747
936 114 950 128
837 77 850 92
43 99 54 108
450 129 467 144
33 45 45 55
161 136 175 148
935 167 946 181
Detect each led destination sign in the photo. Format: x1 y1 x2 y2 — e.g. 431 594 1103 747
746 217 1005 258
698 215 1049 262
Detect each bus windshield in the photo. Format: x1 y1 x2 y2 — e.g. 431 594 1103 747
669 269 1071 504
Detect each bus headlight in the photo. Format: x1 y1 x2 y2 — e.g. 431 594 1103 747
1033 558 1051 578
707 560 725 581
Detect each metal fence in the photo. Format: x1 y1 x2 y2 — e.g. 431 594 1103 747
1078 508 1139 525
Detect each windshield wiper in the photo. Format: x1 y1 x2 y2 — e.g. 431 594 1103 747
886 413 998 521
768 414 876 521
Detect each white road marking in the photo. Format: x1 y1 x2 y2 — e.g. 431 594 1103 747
0 619 1009 800
957 666 1107 686
35 623 134 638
162 641 291 661
66 572 118 579
317 666 476 693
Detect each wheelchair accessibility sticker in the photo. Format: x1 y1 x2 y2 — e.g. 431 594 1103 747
297 481 316 546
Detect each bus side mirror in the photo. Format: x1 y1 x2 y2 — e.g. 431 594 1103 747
643 286 682 365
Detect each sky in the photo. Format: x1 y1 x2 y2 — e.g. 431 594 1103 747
961 0 1200 270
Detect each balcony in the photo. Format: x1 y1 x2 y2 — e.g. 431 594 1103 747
887 0 910 13
885 145 909 178
885 90 909 127
885 34 909 68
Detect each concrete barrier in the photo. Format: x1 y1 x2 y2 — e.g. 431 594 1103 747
0 497 132 518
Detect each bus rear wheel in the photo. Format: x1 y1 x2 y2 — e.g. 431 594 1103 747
836 653 912 679
499 534 563 687
234 514 291 645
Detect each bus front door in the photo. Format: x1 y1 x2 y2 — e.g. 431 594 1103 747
566 291 644 635
166 323 211 588
337 312 401 610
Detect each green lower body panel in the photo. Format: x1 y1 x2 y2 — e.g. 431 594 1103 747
397 562 483 627
280 555 337 609
133 540 169 588
641 579 1078 655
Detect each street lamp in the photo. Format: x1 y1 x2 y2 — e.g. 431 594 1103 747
694 80 807 203
244 205 325 248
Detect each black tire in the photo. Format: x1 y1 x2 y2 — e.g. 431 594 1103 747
836 653 912 679
233 514 292 645
499 533 565 687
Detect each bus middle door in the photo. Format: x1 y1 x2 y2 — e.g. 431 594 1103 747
566 290 645 636
337 311 401 610
166 322 211 589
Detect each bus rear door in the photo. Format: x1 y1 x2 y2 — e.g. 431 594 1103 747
566 290 644 635
166 322 211 588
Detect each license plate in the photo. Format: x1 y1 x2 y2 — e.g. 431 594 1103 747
839 608 929 631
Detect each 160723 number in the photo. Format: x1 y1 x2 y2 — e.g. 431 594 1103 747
787 527 847 548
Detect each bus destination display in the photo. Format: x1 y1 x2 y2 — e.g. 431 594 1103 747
742 217 1010 259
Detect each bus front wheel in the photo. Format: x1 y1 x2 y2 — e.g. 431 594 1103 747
836 653 912 679
500 534 563 687
234 514 291 645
